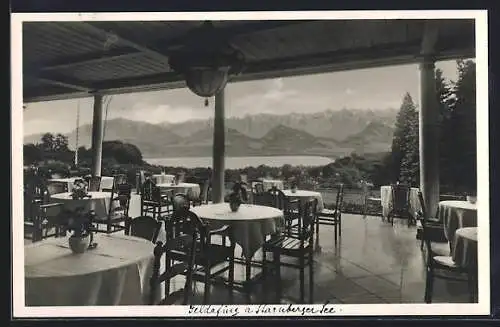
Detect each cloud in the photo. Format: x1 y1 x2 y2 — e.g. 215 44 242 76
345 88 356 96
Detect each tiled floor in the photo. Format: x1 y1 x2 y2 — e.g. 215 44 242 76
165 213 473 304
25 195 474 305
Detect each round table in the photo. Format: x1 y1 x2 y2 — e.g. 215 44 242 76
152 174 175 185
282 189 325 211
50 191 111 219
438 200 477 248
452 227 478 268
189 203 284 259
24 233 155 306
262 179 284 191
47 178 82 193
380 186 421 218
157 182 201 199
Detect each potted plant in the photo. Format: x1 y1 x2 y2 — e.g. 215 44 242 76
71 179 91 200
66 207 96 253
290 180 298 193
229 182 247 212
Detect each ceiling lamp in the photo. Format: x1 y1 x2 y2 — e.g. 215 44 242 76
168 23 245 106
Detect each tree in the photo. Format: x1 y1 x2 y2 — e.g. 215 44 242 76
40 133 55 152
435 68 456 192
391 92 419 183
102 140 143 165
447 59 476 193
23 143 42 165
53 134 69 152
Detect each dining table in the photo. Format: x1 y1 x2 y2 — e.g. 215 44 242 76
50 191 111 219
46 177 82 194
261 179 285 191
282 189 325 211
438 200 477 249
152 174 175 185
157 182 201 200
452 227 478 269
380 185 421 218
182 203 285 291
24 233 155 306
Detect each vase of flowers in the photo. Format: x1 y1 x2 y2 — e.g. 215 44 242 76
67 207 96 254
290 180 298 193
229 182 246 212
71 179 91 200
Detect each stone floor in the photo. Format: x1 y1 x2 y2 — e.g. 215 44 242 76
166 213 473 304
25 193 473 305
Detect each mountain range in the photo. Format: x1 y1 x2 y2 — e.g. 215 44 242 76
24 108 398 158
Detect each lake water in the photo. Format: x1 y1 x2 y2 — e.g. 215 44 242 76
145 156 334 169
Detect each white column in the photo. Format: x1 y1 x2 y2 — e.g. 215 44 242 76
212 89 226 203
90 93 104 177
419 57 440 216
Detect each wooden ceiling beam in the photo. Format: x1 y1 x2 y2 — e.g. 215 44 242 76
79 22 171 65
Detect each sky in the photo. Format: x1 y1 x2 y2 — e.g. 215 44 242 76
23 60 461 136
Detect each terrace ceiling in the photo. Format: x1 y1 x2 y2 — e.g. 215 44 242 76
22 19 475 103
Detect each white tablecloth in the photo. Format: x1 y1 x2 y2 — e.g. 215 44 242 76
50 191 111 219
439 200 477 249
380 186 421 218
188 203 284 259
152 174 175 185
157 182 201 199
100 176 115 191
47 178 82 194
262 179 284 191
452 227 478 269
24 233 155 306
282 189 325 211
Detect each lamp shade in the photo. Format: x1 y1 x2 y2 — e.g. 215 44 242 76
185 66 230 98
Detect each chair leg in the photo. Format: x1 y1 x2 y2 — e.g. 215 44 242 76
203 267 210 304
309 251 314 304
228 255 235 301
334 223 338 244
424 270 434 303
273 251 281 302
299 255 305 303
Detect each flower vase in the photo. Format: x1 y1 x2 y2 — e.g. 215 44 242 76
291 186 297 193
229 201 241 212
69 234 90 254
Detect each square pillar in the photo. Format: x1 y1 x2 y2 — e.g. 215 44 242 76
211 89 225 203
419 57 440 216
90 93 104 177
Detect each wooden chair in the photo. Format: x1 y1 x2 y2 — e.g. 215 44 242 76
94 182 132 233
102 174 127 192
316 183 344 244
87 176 102 192
262 198 317 303
149 211 199 305
192 179 210 207
127 216 162 243
141 179 173 220
25 202 67 242
416 191 451 252
387 183 412 226
46 181 68 195
418 191 477 303
165 209 235 304
253 182 265 194
362 182 381 216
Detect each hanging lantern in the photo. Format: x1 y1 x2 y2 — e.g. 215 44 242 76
168 32 244 106
184 65 230 107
